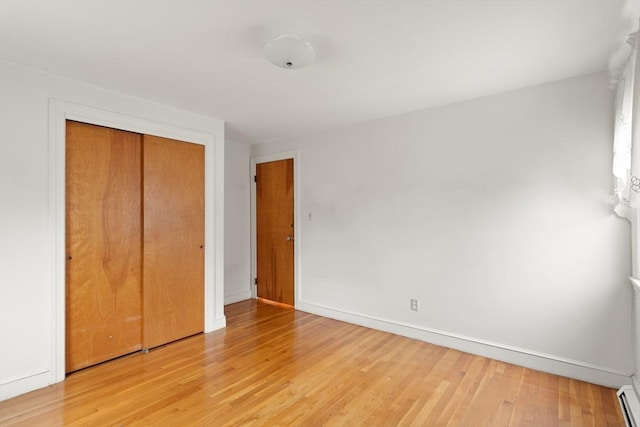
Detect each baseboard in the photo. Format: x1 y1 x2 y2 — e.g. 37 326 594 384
213 315 227 330
224 291 252 306
0 370 52 401
297 300 632 388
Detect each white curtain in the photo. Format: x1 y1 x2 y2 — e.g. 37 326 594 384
614 31 640 220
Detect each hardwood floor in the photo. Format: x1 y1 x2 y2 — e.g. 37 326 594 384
0 300 624 426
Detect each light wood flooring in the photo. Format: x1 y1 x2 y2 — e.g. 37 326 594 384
0 299 624 426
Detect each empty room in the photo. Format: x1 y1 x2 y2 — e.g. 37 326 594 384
1 0 639 425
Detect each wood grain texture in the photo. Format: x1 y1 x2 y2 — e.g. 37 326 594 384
1 300 623 426
256 159 294 306
142 135 204 349
65 121 142 373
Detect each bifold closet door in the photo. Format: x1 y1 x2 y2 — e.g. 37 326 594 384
65 121 143 373
142 135 205 349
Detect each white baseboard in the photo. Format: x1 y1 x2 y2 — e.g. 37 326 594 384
0 370 52 401
297 300 632 389
213 315 227 329
224 291 252 306
2 298 629 402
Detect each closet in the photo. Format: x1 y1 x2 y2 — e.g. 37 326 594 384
65 121 204 373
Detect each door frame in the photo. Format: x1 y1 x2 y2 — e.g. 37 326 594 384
250 151 300 304
49 99 225 384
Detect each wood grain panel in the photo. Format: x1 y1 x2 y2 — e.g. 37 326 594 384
256 159 294 305
0 300 623 426
65 121 142 372
143 135 204 349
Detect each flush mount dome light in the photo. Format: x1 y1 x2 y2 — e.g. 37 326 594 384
264 33 315 69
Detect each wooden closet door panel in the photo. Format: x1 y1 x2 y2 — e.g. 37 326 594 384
65 121 142 372
143 135 204 349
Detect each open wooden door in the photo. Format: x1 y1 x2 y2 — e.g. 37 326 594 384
256 159 294 306
142 135 205 349
65 121 143 372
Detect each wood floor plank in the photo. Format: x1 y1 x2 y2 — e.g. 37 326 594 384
0 300 625 426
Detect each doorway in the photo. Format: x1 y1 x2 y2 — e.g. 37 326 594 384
49 99 224 383
252 154 297 306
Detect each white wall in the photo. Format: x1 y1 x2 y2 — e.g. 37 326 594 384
0 61 225 400
631 213 640 394
224 139 251 304
252 72 634 387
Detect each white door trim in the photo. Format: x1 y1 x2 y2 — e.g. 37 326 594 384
250 151 300 305
49 99 225 385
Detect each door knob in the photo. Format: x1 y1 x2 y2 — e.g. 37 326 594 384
286 236 294 241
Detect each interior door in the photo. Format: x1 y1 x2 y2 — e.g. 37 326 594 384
256 158 294 306
65 121 143 372
143 135 205 349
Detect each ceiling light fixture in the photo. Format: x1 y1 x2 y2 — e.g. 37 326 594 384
264 33 315 70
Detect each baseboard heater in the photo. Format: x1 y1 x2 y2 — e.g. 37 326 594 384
619 385 640 427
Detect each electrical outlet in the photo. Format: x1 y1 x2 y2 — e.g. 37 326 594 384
410 299 418 311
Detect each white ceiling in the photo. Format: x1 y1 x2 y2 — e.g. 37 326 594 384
1 0 638 144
